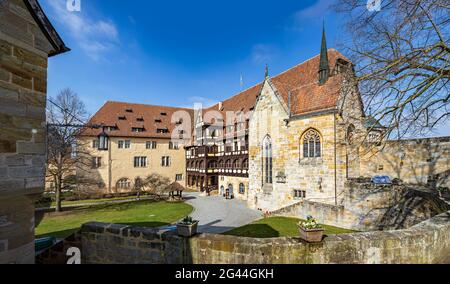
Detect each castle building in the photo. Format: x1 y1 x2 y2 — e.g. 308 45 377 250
80 29 449 212
78 102 192 193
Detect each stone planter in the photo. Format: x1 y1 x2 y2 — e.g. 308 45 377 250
299 227 324 243
177 221 199 237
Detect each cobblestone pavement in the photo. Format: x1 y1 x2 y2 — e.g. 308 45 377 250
183 192 263 234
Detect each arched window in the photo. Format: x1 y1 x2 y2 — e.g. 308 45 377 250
303 129 321 158
242 159 249 169
134 177 143 190
117 178 131 189
262 135 273 184
347 124 355 145
225 159 232 168
239 183 245 194
208 161 216 169
233 159 240 168
199 160 204 168
219 159 224 168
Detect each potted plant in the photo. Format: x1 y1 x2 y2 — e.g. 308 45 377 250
177 216 199 237
298 216 324 243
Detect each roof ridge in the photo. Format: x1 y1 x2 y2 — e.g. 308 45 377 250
207 49 341 109
105 100 193 111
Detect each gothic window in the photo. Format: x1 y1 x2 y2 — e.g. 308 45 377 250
347 124 356 145
303 129 321 158
262 135 273 184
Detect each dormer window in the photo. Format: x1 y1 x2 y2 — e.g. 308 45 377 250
118 116 126 120
157 128 169 134
137 117 144 122
155 119 162 123
132 127 145 133
126 109 133 113
161 112 167 116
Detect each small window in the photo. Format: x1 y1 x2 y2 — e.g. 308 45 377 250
118 140 131 149
239 183 245 194
157 128 169 134
134 156 147 168
155 119 162 123
175 174 183 181
118 116 127 120
126 109 133 113
146 141 157 149
92 157 101 169
169 142 179 150
161 156 171 167
137 117 144 122
294 190 306 199
92 139 99 149
132 127 145 133
161 112 167 116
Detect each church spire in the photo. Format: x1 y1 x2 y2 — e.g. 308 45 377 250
318 24 330 85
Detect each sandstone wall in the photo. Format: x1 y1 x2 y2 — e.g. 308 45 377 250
360 137 450 187
79 210 450 264
272 181 450 231
248 80 351 211
0 0 54 264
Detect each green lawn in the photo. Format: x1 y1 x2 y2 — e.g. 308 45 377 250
35 200 193 239
37 196 143 208
224 216 356 238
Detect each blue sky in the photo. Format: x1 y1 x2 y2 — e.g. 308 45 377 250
41 0 449 137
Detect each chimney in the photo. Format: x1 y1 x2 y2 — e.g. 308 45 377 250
218 102 224 111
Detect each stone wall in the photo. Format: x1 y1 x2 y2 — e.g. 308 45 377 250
0 0 54 264
360 137 450 188
272 181 450 231
79 209 450 264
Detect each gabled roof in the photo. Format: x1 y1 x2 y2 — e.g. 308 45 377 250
205 49 349 118
79 101 194 138
23 0 70 56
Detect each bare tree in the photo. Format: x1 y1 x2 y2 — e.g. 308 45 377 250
46 88 94 212
142 173 171 198
335 0 449 139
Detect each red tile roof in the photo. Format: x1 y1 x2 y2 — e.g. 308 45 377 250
79 102 194 138
205 49 348 117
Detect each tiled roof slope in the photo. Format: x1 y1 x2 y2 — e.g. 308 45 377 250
80 102 194 138
205 49 348 117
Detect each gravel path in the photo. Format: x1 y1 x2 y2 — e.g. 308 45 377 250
183 192 262 234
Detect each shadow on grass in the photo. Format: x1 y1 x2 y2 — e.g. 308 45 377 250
223 224 280 238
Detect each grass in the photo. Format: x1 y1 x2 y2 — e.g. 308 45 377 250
224 216 356 238
38 196 143 208
35 200 193 239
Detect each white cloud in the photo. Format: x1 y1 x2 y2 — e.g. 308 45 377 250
287 0 334 31
186 96 219 108
251 44 277 64
295 0 333 19
45 0 119 60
